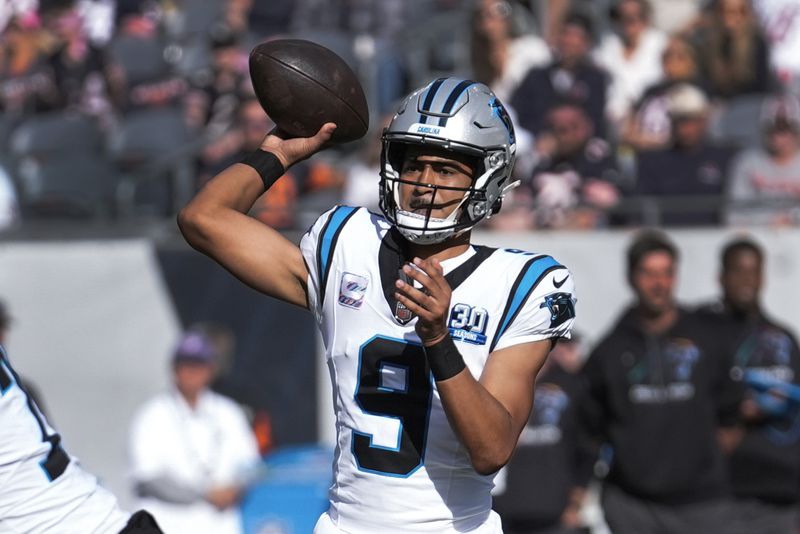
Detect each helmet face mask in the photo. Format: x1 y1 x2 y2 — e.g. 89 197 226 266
379 78 518 245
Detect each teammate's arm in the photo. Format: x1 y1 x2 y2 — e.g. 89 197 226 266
396 257 553 475
177 124 336 308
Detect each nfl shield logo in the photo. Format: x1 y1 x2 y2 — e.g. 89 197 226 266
394 301 414 324
339 272 368 309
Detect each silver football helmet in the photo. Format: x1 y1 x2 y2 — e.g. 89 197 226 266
379 78 518 244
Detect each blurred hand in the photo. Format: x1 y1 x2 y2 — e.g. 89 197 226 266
560 502 583 528
561 487 586 528
582 179 620 209
206 485 241 510
534 132 557 159
260 123 337 169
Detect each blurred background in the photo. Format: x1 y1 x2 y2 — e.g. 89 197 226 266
1 0 800 532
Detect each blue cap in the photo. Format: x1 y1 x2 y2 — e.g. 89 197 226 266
173 332 216 364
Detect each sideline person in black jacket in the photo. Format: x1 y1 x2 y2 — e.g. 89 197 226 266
579 230 740 534
493 334 593 534
696 237 800 534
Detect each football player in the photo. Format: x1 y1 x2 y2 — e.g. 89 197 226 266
0 345 163 533
179 77 577 532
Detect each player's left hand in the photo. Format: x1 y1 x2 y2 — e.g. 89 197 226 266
395 257 452 346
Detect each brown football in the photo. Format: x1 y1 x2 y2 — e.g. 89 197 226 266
249 39 369 144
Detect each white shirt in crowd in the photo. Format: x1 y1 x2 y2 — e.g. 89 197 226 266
753 0 800 87
128 389 260 534
491 34 551 103
594 28 668 125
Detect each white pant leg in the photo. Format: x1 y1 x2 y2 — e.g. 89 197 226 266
313 510 504 534
314 512 342 534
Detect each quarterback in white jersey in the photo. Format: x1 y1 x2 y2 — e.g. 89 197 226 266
179 77 577 533
0 345 149 534
301 207 575 531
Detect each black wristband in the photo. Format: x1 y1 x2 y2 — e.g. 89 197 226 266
240 149 285 190
424 335 466 381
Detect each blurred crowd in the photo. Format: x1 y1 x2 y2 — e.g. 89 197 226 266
1 0 800 230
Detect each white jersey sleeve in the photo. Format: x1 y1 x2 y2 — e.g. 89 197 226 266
299 205 360 320
491 258 577 353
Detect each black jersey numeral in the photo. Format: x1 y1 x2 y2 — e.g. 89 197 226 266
0 355 69 481
352 336 433 477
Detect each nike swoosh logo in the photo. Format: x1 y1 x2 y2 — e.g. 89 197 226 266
553 274 569 288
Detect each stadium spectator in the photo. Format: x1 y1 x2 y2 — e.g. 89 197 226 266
0 9 60 114
129 327 261 534
620 36 704 151
517 101 620 229
695 237 800 534
726 94 800 226
511 11 608 138
631 83 737 225
692 0 772 99
752 0 800 92
469 0 550 103
339 112 390 213
40 3 119 117
0 0 38 34
579 230 740 534
107 3 187 113
190 25 250 140
593 0 667 128
492 334 593 534
75 0 115 46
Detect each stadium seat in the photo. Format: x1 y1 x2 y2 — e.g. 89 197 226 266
15 155 119 219
9 112 104 157
108 35 171 86
709 94 768 149
175 0 224 40
0 114 22 156
108 107 196 215
109 107 191 163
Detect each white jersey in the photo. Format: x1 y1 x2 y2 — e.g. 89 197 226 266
300 207 576 533
0 346 129 534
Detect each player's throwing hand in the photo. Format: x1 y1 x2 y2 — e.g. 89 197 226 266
260 123 337 169
395 257 452 346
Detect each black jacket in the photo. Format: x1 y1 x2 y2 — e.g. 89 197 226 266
581 307 741 504
632 143 737 226
493 363 594 529
696 303 800 504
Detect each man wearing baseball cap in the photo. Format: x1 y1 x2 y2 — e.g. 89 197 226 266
632 83 737 225
726 94 800 226
128 327 261 534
